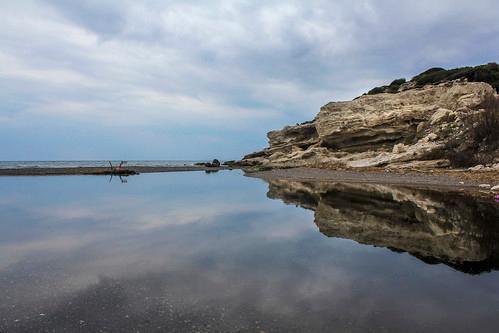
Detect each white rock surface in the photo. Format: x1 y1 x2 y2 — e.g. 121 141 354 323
240 81 499 169
469 165 485 171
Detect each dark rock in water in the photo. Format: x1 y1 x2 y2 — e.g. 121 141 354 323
198 159 222 168
222 160 236 166
195 161 217 167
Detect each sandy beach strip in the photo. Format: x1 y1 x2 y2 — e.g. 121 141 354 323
245 167 498 191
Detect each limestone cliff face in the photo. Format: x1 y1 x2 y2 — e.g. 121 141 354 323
240 81 499 169
266 179 499 274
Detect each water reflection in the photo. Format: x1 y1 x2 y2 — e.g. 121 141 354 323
109 174 129 183
0 173 499 332
266 180 499 274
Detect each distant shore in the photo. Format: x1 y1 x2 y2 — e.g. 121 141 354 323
0 165 232 176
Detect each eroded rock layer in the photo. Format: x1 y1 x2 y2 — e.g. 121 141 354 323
240 81 499 169
266 179 499 274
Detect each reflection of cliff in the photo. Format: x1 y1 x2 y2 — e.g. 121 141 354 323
267 180 499 274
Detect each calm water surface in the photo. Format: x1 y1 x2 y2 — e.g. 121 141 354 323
0 160 204 169
0 171 498 332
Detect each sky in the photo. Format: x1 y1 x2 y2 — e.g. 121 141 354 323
1 0 499 161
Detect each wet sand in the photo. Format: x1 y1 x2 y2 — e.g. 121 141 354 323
246 167 498 192
0 165 231 176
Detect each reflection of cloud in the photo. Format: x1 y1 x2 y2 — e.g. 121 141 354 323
133 204 259 230
0 197 15 206
0 234 102 269
0 185 329 328
35 198 265 229
1 175 499 331
0 191 280 272
2 171 499 332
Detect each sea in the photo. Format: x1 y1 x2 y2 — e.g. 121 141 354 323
0 160 204 169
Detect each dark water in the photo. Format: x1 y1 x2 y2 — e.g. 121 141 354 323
0 172 498 332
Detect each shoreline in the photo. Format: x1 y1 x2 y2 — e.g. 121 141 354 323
0 165 232 176
245 167 499 193
1 165 497 194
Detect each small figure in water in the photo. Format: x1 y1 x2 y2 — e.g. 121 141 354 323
116 161 127 171
108 161 128 172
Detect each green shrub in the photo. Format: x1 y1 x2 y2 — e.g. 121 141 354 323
412 67 446 78
390 78 406 86
367 78 406 95
367 86 387 95
367 63 499 95
411 63 499 92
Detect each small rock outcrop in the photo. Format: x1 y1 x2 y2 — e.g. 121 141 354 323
196 159 222 168
240 79 499 169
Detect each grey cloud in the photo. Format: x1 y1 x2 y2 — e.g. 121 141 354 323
1 0 499 159
42 0 127 36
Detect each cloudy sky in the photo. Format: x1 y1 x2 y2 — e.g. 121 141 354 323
1 0 498 161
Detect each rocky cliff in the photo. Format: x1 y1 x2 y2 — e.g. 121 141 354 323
240 79 499 169
265 179 499 274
